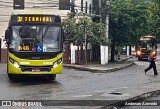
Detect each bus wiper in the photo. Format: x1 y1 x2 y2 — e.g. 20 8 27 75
43 26 49 38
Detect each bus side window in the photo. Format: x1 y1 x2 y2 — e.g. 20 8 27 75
154 44 157 49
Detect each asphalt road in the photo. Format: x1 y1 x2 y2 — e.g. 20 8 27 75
0 56 160 109
0 59 153 100
111 54 160 109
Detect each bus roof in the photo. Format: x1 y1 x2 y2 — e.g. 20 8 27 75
139 36 157 43
140 36 156 39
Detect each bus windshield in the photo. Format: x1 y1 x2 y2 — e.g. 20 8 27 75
9 25 61 52
138 40 156 50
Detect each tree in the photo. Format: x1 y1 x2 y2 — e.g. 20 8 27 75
152 0 160 8
93 0 152 61
147 0 160 42
63 14 109 63
92 0 160 61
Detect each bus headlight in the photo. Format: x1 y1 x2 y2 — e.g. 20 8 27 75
136 51 141 55
9 57 19 68
53 58 62 68
152 51 156 55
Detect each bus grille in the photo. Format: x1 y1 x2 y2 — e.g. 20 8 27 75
20 65 52 72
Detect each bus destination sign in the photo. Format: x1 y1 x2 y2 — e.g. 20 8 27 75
17 16 55 23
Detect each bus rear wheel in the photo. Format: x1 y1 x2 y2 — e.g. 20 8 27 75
47 74 56 80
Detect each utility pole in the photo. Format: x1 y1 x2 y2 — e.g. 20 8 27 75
70 0 76 13
85 1 88 14
100 0 109 65
89 3 92 14
84 1 88 65
81 0 83 12
84 24 87 65
106 0 109 45
106 0 109 35
99 0 102 21
105 0 109 64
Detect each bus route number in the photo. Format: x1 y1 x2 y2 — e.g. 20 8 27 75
18 46 30 51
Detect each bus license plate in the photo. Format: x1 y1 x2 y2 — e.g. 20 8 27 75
32 68 41 72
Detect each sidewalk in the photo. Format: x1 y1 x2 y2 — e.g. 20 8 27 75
63 55 160 109
103 81 160 109
63 55 134 73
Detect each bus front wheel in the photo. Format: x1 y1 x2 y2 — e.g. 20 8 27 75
47 74 56 80
8 74 15 80
138 58 142 61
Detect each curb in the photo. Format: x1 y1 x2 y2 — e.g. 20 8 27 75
101 89 160 109
63 56 134 73
117 56 132 62
64 62 134 73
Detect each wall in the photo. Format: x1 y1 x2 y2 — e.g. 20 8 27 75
0 0 93 63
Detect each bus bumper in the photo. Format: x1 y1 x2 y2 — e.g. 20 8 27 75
136 54 150 59
7 61 63 75
136 50 150 59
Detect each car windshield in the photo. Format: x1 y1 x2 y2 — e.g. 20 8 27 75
9 25 61 52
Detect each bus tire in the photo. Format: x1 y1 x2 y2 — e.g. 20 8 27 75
8 74 15 80
7 64 15 80
48 74 56 80
138 58 142 61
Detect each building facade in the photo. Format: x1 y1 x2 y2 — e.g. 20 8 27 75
0 0 93 63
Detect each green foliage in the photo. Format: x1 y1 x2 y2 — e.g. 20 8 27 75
109 0 150 46
62 15 109 46
64 0 160 47
92 0 99 15
92 0 160 61
152 0 160 8
147 0 160 42
93 0 160 45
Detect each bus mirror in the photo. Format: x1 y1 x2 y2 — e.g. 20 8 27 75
5 30 10 44
155 45 157 49
5 30 9 40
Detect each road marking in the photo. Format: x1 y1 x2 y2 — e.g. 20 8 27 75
73 95 93 97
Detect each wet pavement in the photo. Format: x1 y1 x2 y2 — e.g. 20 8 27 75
0 54 160 109
61 54 160 109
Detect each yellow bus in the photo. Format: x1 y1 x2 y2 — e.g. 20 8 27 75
5 14 64 80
